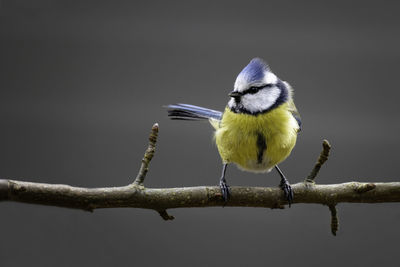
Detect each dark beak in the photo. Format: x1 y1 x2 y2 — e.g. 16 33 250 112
228 91 243 98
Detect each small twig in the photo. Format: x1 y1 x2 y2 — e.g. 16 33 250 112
133 123 159 186
157 210 175 221
328 204 339 236
305 139 331 183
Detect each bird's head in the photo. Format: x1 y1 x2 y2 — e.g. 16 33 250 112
228 58 288 114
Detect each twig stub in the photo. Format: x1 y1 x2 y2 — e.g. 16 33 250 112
158 210 175 221
354 183 376 193
305 139 331 183
133 123 159 186
328 204 339 236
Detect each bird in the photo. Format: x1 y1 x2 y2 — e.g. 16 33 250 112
166 58 301 206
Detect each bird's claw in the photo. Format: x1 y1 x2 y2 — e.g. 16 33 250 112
219 180 230 203
279 179 294 207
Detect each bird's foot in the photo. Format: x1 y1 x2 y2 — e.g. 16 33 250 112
219 179 230 203
279 179 294 207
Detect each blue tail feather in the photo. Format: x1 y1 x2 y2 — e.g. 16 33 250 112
166 103 222 121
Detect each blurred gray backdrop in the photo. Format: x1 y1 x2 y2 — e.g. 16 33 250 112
1 0 400 266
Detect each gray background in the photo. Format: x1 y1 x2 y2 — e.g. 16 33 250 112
1 0 400 266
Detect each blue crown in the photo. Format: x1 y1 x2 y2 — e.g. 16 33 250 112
238 58 270 83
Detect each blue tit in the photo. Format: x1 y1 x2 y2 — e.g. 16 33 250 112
167 58 301 205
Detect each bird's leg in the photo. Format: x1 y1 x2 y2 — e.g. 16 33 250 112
275 165 294 207
219 163 230 203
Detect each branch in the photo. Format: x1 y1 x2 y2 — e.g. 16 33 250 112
1 124 399 235
1 180 400 211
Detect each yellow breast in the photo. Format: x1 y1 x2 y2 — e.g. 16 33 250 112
213 104 299 172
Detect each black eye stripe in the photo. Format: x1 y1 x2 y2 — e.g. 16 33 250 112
244 84 273 95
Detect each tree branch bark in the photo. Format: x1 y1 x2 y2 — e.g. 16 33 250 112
1 123 399 235
1 179 399 211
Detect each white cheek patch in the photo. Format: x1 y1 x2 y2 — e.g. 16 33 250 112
240 86 281 113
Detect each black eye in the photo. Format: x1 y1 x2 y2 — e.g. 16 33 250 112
248 86 260 94
246 84 273 95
